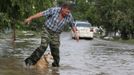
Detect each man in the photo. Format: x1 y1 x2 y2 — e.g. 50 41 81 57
24 3 79 67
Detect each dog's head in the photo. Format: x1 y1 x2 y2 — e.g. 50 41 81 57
43 52 54 64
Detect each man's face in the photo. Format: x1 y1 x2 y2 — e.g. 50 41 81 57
61 7 70 17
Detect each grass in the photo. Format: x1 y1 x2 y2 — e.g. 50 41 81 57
16 30 41 38
112 39 134 45
99 36 134 45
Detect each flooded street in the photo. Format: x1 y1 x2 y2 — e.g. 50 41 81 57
0 32 134 75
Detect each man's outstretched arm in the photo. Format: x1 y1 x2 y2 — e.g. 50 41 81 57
24 12 44 24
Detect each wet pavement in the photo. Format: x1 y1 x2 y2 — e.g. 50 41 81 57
0 32 134 75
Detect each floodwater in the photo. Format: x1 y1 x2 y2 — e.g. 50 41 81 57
0 32 134 75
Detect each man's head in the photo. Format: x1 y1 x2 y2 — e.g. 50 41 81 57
60 3 71 17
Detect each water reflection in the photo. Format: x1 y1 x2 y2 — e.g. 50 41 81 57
0 56 60 75
24 67 60 75
1 32 134 75
0 38 60 75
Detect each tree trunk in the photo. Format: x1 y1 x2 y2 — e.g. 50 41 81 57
120 29 129 40
11 21 16 41
13 23 16 41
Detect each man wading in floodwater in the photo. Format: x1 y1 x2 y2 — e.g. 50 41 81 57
24 3 79 67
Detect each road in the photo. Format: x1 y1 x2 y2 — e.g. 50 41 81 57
0 32 134 75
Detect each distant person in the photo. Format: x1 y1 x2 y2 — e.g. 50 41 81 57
24 3 79 67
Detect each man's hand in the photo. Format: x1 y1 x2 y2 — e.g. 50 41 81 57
71 26 79 42
74 31 79 42
24 17 32 25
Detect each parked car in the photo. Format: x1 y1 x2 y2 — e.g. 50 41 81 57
71 21 94 39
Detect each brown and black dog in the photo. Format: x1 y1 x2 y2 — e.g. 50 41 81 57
25 52 54 70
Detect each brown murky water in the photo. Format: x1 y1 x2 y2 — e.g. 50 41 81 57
0 32 134 75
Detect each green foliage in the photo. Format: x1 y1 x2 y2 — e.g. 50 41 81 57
71 0 134 39
0 0 134 40
0 0 52 32
0 13 11 32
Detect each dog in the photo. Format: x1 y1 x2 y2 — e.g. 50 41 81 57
26 52 54 70
35 52 54 69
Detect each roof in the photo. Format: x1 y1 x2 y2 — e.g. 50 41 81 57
74 20 91 25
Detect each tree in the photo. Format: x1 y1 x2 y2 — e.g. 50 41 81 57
0 0 52 41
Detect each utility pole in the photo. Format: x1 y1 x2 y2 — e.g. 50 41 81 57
86 0 88 3
53 0 57 6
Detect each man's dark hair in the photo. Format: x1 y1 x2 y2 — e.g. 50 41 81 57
61 3 71 10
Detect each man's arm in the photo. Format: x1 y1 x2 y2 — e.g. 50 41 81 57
67 13 79 42
24 12 44 24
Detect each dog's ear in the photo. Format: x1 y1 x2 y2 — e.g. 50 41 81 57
43 54 48 58
47 52 51 55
